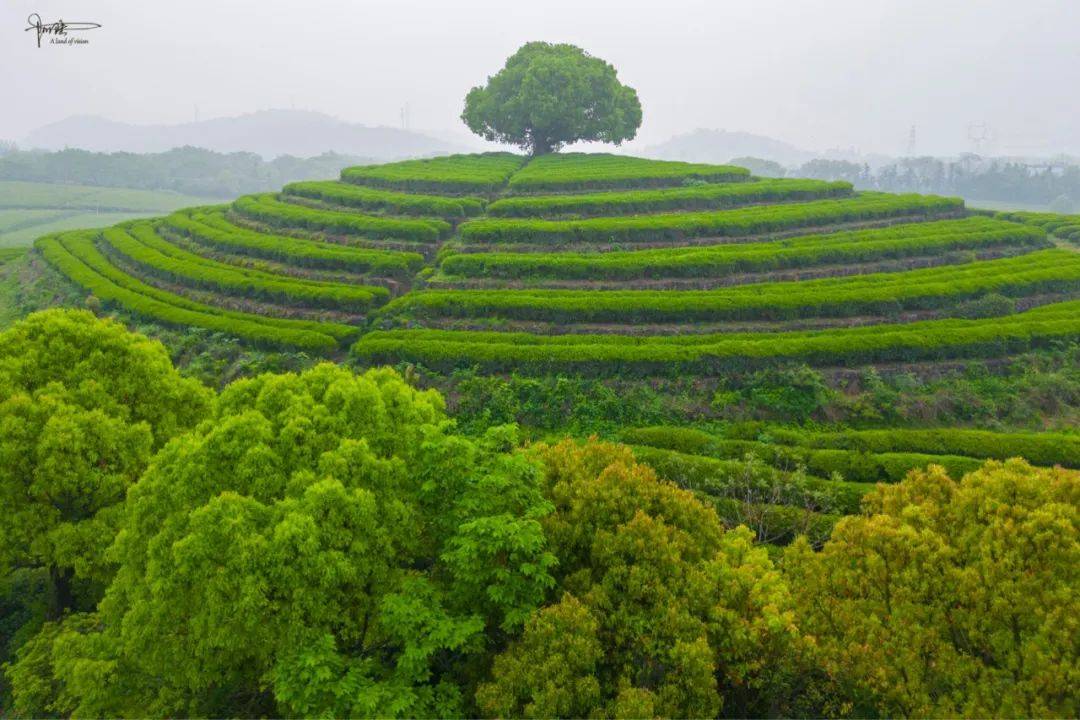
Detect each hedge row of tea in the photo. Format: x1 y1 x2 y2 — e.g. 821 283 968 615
623 425 1080 478
505 152 751 191
437 217 1045 281
385 248 1080 324
166 210 424 276
283 181 486 218
997 210 1080 242
487 177 850 217
456 193 964 245
37 232 352 350
620 423 1080 542
351 299 1080 374
341 152 526 194
102 224 389 311
233 193 451 243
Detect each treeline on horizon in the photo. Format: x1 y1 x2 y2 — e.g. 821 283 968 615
4 143 1080 209
788 156 1080 210
0 146 375 198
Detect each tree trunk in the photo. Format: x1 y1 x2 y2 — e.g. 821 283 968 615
47 565 74 620
531 136 553 156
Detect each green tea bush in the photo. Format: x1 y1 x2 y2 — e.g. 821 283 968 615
459 193 965 245
282 181 485 218
233 194 450 242
622 427 985 484
37 233 347 350
997 210 1080 242
386 249 1080 323
47 231 357 340
953 293 1016 319
103 225 389 311
487 178 851 217
166 210 423 276
767 427 1080 469
351 299 1080 375
440 218 1045 280
506 152 750 191
629 444 872 515
340 152 525 194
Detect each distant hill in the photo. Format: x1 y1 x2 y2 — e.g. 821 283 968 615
0 146 376 198
644 129 814 167
22 109 464 160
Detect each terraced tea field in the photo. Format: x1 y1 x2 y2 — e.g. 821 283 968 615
28 150 1080 541
34 151 1080 365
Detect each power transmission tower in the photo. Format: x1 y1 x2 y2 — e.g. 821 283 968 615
906 125 917 157
967 122 993 155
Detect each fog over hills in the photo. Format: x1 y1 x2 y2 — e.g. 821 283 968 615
21 109 465 160
643 129 816 167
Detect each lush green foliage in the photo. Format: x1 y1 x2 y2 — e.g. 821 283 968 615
102 225 388 311
352 298 1080 375
440 217 1045 280
459 193 964 245
478 440 812 718
461 43 642 155
506 152 749 191
233 194 450 243
785 460 1080 717
6 363 558 717
487 178 852 217
340 153 525 194
283 181 486 218
388 249 1080 323
165 210 424 276
2 313 1078 718
0 311 210 621
37 232 351 350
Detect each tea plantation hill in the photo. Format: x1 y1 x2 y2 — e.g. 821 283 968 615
34 151 1080 541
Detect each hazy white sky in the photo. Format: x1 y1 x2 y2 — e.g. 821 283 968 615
4 0 1080 156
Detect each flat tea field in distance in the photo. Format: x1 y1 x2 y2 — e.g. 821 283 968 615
0 180 216 248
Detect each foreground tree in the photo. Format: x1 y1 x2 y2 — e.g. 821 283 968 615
785 460 1080 718
477 440 815 718
0 310 210 619
462 42 642 155
8 365 556 718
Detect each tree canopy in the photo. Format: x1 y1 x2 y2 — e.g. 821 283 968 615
462 42 642 155
2 311 1078 718
477 440 813 718
0 310 210 619
785 460 1080 718
8 363 557 718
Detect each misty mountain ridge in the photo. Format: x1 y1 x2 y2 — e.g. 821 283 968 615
22 109 466 160
642 129 904 169
643 129 815 167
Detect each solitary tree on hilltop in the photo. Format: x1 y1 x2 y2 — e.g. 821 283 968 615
462 42 642 155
